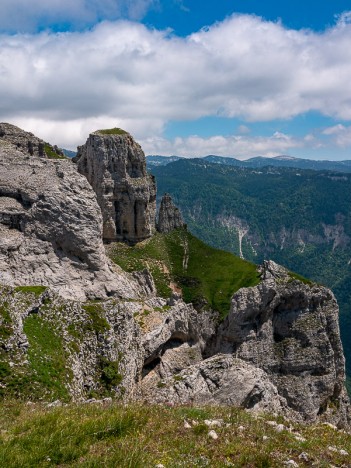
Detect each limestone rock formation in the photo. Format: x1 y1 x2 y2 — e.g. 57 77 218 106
0 140 138 300
157 193 185 233
0 284 213 401
0 122 64 159
75 129 156 244
140 354 286 415
0 124 349 428
211 261 350 425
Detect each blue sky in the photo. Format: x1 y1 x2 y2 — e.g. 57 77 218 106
1 0 351 159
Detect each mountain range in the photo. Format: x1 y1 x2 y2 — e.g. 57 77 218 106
147 154 351 172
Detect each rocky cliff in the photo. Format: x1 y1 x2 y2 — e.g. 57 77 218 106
75 129 156 244
157 193 185 233
0 125 350 428
0 122 64 159
0 139 138 301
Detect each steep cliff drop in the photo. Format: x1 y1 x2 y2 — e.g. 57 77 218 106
74 128 156 244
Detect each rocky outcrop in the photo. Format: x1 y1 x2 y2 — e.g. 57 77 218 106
75 129 156 244
0 140 138 301
140 354 286 414
210 261 350 425
0 122 64 159
0 284 214 401
157 193 185 233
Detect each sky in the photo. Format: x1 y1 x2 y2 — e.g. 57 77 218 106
1 1 351 159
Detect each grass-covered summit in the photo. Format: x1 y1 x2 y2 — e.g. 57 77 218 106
107 228 261 319
95 127 129 136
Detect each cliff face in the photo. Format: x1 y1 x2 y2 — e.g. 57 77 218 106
75 130 156 244
0 124 349 427
213 261 350 424
0 139 137 301
157 193 185 233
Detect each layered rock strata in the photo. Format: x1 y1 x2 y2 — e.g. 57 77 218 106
157 193 185 233
0 122 64 159
214 261 350 424
75 129 156 244
0 140 138 300
140 262 350 426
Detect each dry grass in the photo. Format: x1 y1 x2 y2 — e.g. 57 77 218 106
0 401 350 467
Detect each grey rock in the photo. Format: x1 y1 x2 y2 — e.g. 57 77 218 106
75 130 156 244
157 193 185 233
136 301 217 396
0 143 138 300
214 260 350 426
0 122 63 159
139 354 286 414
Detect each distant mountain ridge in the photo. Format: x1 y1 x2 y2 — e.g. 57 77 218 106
147 154 351 172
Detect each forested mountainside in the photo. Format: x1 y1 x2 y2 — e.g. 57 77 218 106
147 154 351 172
151 159 351 390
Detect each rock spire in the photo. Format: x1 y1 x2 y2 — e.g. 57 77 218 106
157 193 185 233
74 129 156 244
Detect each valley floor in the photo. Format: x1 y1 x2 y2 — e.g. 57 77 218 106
0 401 350 467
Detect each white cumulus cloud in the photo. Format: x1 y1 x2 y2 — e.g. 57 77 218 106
140 132 304 159
322 124 351 147
0 0 158 33
1 13 351 153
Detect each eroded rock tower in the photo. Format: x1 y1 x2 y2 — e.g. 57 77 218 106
75 128 156 244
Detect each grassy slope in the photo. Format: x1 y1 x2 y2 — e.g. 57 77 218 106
0 401 350 467
108 229 260 318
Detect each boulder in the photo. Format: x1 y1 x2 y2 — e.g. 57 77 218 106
213 261 350 425
139 353 286 415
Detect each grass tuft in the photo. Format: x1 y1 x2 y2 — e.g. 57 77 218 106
96 128 129 135
13 285 47 296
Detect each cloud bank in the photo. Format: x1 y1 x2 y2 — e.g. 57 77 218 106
1 13 351 154
0 0 158 33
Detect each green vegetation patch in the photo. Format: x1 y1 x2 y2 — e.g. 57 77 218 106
0 401 350 467
14 285 47 296
288 271 314 286
22 315 70 401
100 357 123 389
82 302 110 334
44 143 67 159
96 128 129 135
0 402 147 467
0 302 12 340
108 229 260 318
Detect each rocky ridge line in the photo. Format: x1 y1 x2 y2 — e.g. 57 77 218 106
0 122 64 159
